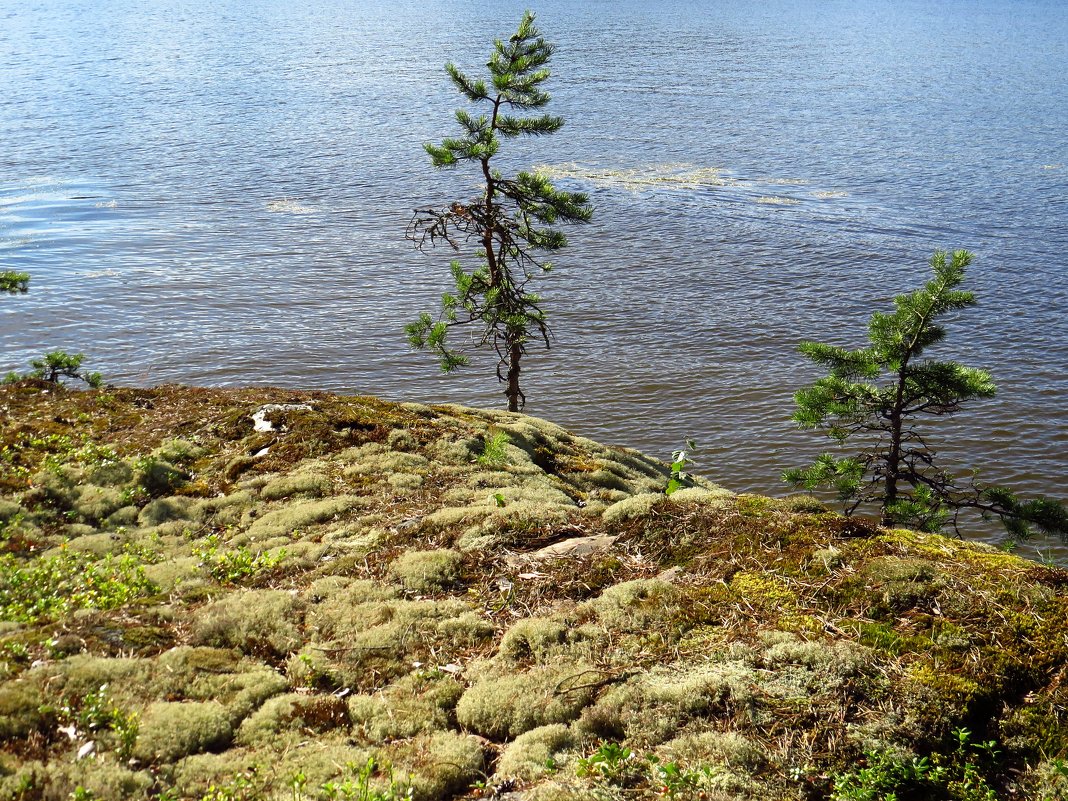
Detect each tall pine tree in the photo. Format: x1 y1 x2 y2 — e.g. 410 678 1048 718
406 11 592 412
785 249 1068 542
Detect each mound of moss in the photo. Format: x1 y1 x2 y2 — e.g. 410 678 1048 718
0 382 1066 801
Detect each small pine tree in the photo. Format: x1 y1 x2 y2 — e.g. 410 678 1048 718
406 10 592 412
28 351 103 388
784 249 1068 542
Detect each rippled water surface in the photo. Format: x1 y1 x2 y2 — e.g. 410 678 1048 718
2 0 1066 552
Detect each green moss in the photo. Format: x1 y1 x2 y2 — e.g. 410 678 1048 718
0 499 22 522
134 700 233 763
580 579 681 632
387 428 418 451
136 458 188 497
142 555 202 592
105 504 141 527
456 663 600 740
0 680 47 738
864 557 945 616
0 759 153 800
661 730 767 771
311 601 492 690
422 505 492 530
194 489 256 521
150 646 287 723
2 385 1068 801
647 660 756 713
154 438 206 465
168 734 373 797
729 570 797 610
389 549 464 593
602 492 661 524
191 589 305 657
84 459 135 486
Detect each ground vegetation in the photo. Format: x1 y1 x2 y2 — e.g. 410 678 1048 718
0 383 1065 800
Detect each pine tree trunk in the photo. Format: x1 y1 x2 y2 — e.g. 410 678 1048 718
883 410 901 526
506 344 522 412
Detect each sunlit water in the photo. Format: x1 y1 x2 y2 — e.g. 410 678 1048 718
1 0 1066 557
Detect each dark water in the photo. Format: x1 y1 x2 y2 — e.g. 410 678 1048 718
2 0 1066 554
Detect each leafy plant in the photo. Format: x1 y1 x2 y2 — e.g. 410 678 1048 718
406 11 592 411
666 439 697 495
1 270 29 294
476 430 511 466
318 757 414 801
785 250 1068 542
576 742 639 785
55 684 140 760
830 733 1002 801
648 756 708 799
830 750 936 801
198 773 260 801
0 549 156 622
192 534 286 583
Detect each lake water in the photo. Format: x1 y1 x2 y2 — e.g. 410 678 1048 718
2 0 1066 554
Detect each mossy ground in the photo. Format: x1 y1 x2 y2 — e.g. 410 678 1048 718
1 383 1066 800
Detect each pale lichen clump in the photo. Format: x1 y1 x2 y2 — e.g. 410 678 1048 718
134 701 233 763
191 589 305 657
389 548 464 593
456 663 602 740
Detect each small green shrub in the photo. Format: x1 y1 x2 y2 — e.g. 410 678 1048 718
56 684 139 758
26 350 103 388
576 741 639 784
318 756 414 801
665 440 697 496
0 550 156 622
192 534 286 583
477 430 511 466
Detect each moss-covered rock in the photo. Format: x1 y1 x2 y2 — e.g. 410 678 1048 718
0 383 1065 801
